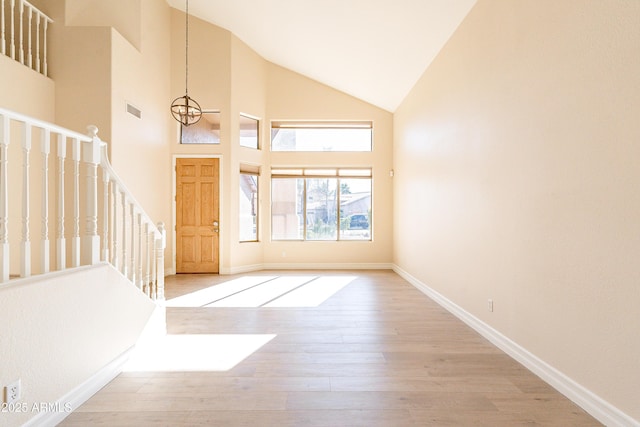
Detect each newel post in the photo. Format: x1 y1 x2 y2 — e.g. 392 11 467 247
81 125 101 265
155 222 166 300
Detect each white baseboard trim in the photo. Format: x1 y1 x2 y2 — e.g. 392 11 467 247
392 264 639 427
223 263 265 275
263 262 393 270
22 347 134 427
179 264 394 275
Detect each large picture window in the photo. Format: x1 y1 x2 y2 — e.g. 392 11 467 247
271 169 371 241
271 121 372 152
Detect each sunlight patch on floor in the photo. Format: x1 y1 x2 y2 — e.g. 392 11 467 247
165 276 278 307
164 275 357 308
264 276 355 307
123 334 276 372
206 276 318 307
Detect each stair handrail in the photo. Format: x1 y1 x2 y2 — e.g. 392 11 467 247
0 107 166 300
87 125 166 299
87 125 165 251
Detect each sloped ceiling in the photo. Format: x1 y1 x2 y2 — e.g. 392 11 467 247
167 0 477 112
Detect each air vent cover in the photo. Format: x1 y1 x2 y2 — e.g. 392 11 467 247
126 103 142 119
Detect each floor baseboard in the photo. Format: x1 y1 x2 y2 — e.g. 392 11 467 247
392 264 639 427
263 262 393 270
22 347 134 427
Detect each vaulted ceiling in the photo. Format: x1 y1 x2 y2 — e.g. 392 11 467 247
166 0 477 112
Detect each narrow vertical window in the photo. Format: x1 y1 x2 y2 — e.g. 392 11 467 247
240 114 259 149
239 167 259 242
339 178 371 240
306 178 338 240
271 177 304 240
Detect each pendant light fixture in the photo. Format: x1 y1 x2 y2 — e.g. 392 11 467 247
171 0 202 126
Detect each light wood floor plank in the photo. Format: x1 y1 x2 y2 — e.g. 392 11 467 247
60 270 600 426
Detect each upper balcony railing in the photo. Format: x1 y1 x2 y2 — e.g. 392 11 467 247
1 0 52 76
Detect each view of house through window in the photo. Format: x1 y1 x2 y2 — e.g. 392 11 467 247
271 169 371 241
239 170 259 241
271 121 372 152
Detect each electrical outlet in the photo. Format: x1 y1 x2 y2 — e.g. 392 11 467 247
487 299 494 312
4 379 21 404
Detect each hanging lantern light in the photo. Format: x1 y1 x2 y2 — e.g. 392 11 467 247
171 0 202 126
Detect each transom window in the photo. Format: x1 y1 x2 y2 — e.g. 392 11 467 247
180 110 220 144
271 168 372 241
271 121 372 152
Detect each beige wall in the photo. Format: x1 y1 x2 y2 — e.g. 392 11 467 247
393 0 640 420
52 26 112 142
109 0 172 256
4 0 637 421
47 0 174 270
64 0 142 50
229 35 268 271
168 14 393 272
0 56 55 120
169 9 232 273
264 64 394 268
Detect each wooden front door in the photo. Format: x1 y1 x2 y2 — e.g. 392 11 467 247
176 158 220 273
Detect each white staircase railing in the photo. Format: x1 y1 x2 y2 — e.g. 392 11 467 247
0 107 166 300
1 0 52 76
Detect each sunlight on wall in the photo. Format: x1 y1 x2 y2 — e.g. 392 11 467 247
123 334 276 372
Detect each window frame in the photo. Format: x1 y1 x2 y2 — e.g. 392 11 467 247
270 168 372 242
180 110 221 144
239 168 260 242
240 113 260 150
270 121 373 152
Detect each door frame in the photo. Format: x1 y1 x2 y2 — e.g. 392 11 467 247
171 154 224 275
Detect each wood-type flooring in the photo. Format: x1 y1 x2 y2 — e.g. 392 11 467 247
61 270 601 426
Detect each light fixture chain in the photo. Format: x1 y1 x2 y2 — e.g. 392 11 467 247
170 0 202 127
185 0 189 95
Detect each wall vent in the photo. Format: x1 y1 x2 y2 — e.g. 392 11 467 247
126 103 142 119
